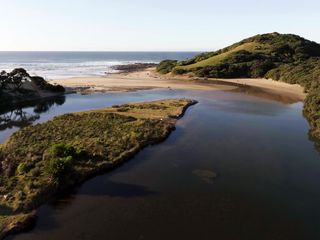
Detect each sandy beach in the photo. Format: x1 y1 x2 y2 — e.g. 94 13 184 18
51 68 306 102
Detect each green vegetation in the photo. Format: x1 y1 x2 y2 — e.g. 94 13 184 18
169 33 320 76
0 98 196 238
45 156 73 179
156 60 178 74
0 68 65 108
157 32 320 146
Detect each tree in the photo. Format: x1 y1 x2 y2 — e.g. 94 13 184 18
8 69 30 90
0 71 8 90
10 75 24 90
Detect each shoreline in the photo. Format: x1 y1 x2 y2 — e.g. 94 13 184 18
0 99 197 239
50 68 306 103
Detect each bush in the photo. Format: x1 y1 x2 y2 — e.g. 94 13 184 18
45 143 78 178
172 68 187 75
194 63 250 78
45 156 73 178
45 143 88 166
250 60 275 78
49 143 77 158
156 60 178 74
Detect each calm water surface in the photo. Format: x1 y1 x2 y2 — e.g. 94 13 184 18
2 89 320 240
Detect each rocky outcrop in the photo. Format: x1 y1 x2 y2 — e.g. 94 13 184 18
0 68 65 107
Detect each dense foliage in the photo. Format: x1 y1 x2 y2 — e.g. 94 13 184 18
44 143 87 180
156 60 178 74
0 68 65 92
0 68 65 108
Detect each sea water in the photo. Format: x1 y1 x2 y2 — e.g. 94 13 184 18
0 51 198 79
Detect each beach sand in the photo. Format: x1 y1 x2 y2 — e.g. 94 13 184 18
50 68 306 102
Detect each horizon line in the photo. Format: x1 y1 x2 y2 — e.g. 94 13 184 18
0 50 206 53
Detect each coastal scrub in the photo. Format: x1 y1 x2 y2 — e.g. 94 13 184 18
0 98 197 239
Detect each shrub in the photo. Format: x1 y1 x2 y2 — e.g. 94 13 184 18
172 68 187 75
45 156 73 178
156 60 178 74
49 143 76 158
250 60 275 78
16 163 28 175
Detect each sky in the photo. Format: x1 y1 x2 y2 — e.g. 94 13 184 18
0 0 319 51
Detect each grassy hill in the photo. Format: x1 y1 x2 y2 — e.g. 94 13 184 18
166 32 320 79
157 32 320 148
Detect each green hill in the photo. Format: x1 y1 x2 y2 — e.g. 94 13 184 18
157 32 320 148
160 32 320 79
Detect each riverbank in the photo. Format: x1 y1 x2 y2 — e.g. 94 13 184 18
50 68 306 103
0 99 196 239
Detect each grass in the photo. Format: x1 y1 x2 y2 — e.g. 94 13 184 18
92 99 191 119
176 42 264 70
161 33 320 78
0 98 196 238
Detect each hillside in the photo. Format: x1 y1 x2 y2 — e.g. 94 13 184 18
158 32 320 78
157 33 320 147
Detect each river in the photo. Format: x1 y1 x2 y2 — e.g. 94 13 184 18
2 89 319 240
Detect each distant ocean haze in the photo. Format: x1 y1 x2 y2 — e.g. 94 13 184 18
0 51 199 79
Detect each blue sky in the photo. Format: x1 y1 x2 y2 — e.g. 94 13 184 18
0 0 319 51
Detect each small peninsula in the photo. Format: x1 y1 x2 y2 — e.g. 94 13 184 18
0 68 65 108
0 98 196 239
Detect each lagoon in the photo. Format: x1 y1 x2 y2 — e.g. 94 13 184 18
2 89 320 240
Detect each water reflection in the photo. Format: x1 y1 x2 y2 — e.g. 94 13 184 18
33 97 66 114
0 109 39 131
77 178 155 198
3 90 320 240
0 96 65 131
208 99 287 116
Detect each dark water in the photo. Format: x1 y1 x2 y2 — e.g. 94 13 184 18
2 90 320 240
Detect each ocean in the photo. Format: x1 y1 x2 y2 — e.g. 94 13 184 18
0 51 198 79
